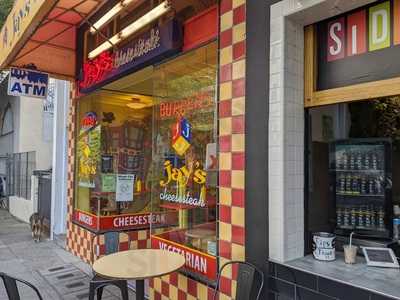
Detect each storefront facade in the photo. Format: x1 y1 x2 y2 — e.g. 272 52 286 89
64 1 252 299
269 0 400 299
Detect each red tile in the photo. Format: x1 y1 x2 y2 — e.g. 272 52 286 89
169 272 178 286
233 5 246 25
208 287 216 300
232 152 245 170
154 291 162 300
161 281 169 296
219 63 232 83
231 263 239 280
219 170 231 187
149 278 154 288
219 100 232 118
138 239 147 249
232 115 245 134
178 289 187 300
219 276 232 297
232 226 245 245
233 40 246 60
220 0 232 15
219 205 231 223
129 231 138 241
219 240 232 259
232 78 245 98
220 28 233 49
219 135 231 152
187 278 198 297
232 189 244 207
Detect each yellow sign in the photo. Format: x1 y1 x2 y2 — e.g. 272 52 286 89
0 0 56 68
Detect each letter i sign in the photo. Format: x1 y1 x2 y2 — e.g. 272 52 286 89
171 118 192 156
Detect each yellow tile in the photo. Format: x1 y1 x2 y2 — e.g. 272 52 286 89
161 275 169 283
219 187 232 206
233 0 245 9
231 280 237 298
177 274 187 291
169 286 178 300
220 81 232 100
149 289 155 299
220 46 233 66
219 257 232 278
219 221 232 241
232 97 245 116
220 152 232 170
197 283 209 300
231 134 245 152
231 170 244 189
220 11 233 32
220 117 232 136
154 278 162 292
232 60 245 80
220 292 233 300
233 23 246 44
138 230 147 240
187 295 197 300
231 206 245 227
119 233 128 242
231 244 245 261
162 296 169 300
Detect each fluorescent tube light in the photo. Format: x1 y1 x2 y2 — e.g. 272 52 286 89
88 1 171 59
90 0 140 34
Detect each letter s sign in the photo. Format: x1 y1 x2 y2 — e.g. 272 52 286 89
327 17 345 62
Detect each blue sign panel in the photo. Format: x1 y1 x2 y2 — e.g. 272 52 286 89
8 68 49 99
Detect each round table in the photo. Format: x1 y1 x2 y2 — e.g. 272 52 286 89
93 249 185 300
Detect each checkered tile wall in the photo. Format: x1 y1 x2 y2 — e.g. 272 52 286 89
66 0 247 298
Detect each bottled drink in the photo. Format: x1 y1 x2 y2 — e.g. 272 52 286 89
372 152 378 170
365 207 371 228
364 152 371 170
343 207 350 227
378 207 385 229
370 206 376 227
343 152 348 170
368 177 375 195
346 174 352 194
349 152 355 170
356 152 363 170
351 207 357 227
375 177 383 195
357 206 364 227
336 207 342 227
360 175 367 195
352 175 360 195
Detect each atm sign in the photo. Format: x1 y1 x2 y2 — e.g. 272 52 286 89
327 0 400 62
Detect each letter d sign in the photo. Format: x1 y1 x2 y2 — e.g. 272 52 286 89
369 1 391 51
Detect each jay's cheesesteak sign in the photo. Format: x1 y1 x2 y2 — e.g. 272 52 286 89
317 0 400 90
78 20 182 93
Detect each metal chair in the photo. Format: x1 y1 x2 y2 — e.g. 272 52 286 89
212 261 264 300
89 231 131 300
0 272 43 300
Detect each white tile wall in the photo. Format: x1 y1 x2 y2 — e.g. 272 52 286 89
268 0 376 262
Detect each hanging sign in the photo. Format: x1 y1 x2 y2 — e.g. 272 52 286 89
171 118 192 156
8 67 49 98
116 174 135 202
78 20 182 94
317 0 400 90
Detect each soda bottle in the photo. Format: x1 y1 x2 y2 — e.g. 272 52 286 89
352 175 360 195
344 207 350 227
372 151 378 170
349 152 355 170
378 207 385 229
375 177 383 195
364 152 370 170
360 175 367 195
365 207 371 228
346 174 352 194
356 152 363 170
351 207 357 227
358 206 365 227
368 177 375 195
336 207 342 227
370 206 376 227
343 152 348 170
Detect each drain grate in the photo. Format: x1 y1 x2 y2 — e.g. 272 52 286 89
66 282 85 289
48 266 66 272
57 273 74 280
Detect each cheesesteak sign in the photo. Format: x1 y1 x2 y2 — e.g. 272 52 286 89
79 20 182 93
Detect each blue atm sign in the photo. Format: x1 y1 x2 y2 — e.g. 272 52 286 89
8 68 49 99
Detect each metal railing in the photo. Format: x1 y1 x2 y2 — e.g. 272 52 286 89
8 152 36 200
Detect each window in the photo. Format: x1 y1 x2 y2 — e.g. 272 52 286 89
9 152 36 199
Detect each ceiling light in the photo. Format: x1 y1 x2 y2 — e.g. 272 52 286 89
88 1 171 59
126 98 147 109
90 0 140 34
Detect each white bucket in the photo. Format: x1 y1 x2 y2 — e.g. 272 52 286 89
312 232 336 261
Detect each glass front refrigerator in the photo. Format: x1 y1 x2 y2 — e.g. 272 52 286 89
330 139 393 239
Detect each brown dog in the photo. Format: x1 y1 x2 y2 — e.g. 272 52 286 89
29 213 44 243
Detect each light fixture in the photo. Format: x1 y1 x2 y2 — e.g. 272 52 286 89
88 1 172 59
90 0 140 34
126 97 147 109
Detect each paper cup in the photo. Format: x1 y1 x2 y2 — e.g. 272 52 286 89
343 245 357 264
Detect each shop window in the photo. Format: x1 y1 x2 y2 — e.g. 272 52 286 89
306 97 400 253
150 42 218 282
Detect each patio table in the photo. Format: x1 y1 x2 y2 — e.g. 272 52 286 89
93 249 185 300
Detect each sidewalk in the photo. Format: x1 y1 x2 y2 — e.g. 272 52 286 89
0 209 136 300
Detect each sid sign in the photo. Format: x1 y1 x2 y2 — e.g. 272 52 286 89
317 0 400 90
8 68 49 99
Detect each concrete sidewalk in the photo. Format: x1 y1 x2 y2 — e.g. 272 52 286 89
0 209 136 300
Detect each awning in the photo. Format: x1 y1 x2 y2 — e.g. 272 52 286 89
0 0 104 79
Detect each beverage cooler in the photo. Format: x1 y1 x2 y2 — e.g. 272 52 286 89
330 139 393 239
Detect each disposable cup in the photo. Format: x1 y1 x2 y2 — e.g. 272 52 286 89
343 245 357 264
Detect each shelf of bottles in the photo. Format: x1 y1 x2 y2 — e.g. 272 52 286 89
331 142 389 233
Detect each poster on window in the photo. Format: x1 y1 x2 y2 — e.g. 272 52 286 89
116 174 135 202
101 174 116 192
77 115 101 188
